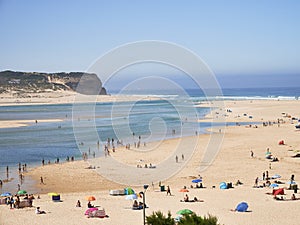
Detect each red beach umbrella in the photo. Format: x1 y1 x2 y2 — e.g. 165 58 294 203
86 196 96 201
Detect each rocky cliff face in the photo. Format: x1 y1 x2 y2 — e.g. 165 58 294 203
0 70 107 95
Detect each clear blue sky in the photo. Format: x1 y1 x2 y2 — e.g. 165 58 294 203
0 0 300 87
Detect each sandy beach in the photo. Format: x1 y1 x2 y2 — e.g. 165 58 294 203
1 98 300 225
0 91 160 107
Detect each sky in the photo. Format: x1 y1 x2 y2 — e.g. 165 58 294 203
0 0 300 88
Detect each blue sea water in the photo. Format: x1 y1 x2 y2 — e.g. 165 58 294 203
0 86 299 192
1 86 300 168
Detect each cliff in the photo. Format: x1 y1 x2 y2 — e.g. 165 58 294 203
0 70 107 95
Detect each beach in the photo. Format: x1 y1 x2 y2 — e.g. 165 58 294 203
1 97 300 225
0 91 160 107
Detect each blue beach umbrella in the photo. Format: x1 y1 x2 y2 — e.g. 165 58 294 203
125 194 137 200
272 174 281 179
220 182 227 189
235 202 248 212
269 183 279 188
287 181 296 185
192 179 202 183
0 192 12 197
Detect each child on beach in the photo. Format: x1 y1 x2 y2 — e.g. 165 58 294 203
35 207 46 214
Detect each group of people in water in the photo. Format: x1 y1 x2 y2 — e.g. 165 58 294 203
41 156 75 166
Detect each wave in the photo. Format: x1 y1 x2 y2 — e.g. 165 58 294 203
191 95 299 101
113 93 299 102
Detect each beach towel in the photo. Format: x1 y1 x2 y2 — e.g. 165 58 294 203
88 209 106 218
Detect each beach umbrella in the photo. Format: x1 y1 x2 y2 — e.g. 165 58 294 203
86 196 96 201
179 188 189 198
269 183 279 188
271 174 281 179
235 202 248 212
273 188 284 196
219 182 227 189
192 179 202 183
125 194 138 200
48 192 59 196
0 192 12 197
125 187 135 195
287 181 296 185
174 215 183 222
176 209 193 215
17 190 27 195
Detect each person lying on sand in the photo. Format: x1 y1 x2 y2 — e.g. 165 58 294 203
274 196 285 201
180 196 204 202
235 180 243 186
35 207 46 214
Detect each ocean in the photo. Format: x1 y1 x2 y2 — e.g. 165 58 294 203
0 87 299 192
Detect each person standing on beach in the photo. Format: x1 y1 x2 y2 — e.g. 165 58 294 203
40 176 44 185
250 150 254 158
166 186 171 196
9 197 14 209
255 177 259 187
181 154 184 161
175 155 178 163
263 172 265 180
291 174 295 181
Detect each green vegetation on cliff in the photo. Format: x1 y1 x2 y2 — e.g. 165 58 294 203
0 70 107 95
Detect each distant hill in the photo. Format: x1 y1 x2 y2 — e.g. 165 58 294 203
0 70 107 95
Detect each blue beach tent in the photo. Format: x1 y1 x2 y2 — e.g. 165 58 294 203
236 202 248 212
219 182 227 189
